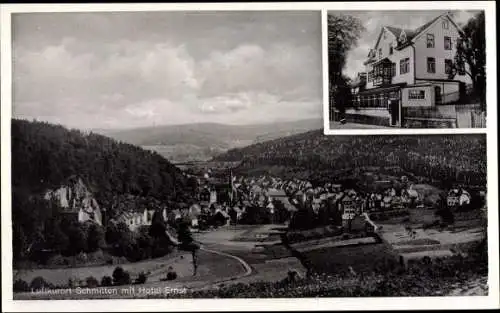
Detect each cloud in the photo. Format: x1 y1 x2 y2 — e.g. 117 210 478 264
197 43 321 102
12 12 322 129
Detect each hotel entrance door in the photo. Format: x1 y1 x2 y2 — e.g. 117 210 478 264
389 91 400 126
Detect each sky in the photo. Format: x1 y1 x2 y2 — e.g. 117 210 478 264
335 10 480 79
12 11 322 130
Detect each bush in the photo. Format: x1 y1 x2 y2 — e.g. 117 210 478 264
112 266 131 286
135 272 148 284
100 275 113 287
162 267 178 281
167 271 178 280
46 254 68 267
13 279 30 292
30 276 52 290
85 276 99 288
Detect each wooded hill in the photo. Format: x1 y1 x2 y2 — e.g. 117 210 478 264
11 119 193 263
213 130 487 188
12 119 188 202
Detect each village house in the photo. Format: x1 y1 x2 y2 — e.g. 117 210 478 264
350 12 474 127
401 185 420 205
267 188 288 203
339 194 357 227
447 188 471 208
117 207 156 232
199 186 217 206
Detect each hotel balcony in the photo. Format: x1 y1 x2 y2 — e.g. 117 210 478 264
370 58 395 87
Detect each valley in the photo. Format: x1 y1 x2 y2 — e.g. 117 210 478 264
10 119 488 299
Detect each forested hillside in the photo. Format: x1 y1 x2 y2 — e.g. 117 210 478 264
12 119 187 201
214 130 487 187
11 119 190 264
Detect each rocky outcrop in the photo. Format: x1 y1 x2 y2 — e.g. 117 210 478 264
44 177 102 225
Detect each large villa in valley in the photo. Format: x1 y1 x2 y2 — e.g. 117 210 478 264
344 12 483 128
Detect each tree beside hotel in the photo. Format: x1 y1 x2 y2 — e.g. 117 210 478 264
449 11 486 111
328 14 364 120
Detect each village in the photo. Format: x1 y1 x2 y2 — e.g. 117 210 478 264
20 164 486 300
98 166 479 237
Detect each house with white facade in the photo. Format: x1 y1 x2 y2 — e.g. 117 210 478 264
351 12 473 127
117 207 156 232
447 188 471 208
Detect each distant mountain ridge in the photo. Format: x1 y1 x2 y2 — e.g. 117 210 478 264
96 118 322 145
95 118 322 162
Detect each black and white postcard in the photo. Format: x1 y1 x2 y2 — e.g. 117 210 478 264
1 2 498 312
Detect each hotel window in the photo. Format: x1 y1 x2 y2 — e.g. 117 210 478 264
442 20 449 29
444 36 452 50
427 34 435 48
445 59 453 74
391 63 396 76
389 45 394 55
400 58 410 74
378 48 382 59
427 57 436 73
408 90 425 100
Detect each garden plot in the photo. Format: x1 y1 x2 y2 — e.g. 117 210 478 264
291 236 379 253
304 243 397 274
13 251 192 287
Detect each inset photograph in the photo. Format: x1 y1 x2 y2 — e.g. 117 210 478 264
326 10 486 130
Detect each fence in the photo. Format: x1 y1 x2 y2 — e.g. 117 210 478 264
402 104 485 128
456 106 486 128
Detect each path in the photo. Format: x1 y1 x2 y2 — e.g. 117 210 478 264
164 228 253 288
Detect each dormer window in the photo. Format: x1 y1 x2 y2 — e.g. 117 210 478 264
378 48 382 59
442 19 449 29
389 44 394 55
399 30 407 43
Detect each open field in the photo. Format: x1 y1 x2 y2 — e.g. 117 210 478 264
231 224 285 243
375 206 485 268
303 242 397 274
15 224 303 299
13 246 248 287
291 236 379 253
14 251 190 287
14 248 248 300
196 225 307 286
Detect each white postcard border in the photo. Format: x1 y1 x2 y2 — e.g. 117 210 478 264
1 2 498 312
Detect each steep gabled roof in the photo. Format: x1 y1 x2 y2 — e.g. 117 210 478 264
412 13 457 39
372 12 459 52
